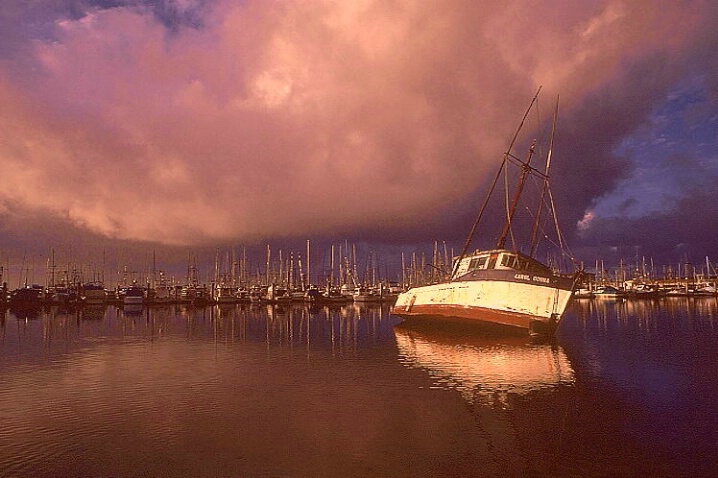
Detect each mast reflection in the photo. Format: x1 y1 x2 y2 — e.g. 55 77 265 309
570 296 718 335
1 302 399 357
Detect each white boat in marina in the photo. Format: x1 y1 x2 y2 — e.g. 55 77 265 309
393 90 579 335
121 284 146 305
149 266 174 304
573 287 594 299
592 285 626 299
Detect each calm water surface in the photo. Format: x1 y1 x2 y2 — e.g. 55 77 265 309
1 298 717 477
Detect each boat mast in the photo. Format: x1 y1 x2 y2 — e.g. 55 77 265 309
306 239 311 288
496 141 535 250
530 96 559 256
450 87 542 279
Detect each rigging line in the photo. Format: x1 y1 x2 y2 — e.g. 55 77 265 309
523 200 553 249
534 92 546 166
498 141 536 250
546 186 565 253
505 86 542 158
547 186 579 268
523 187 578 270
531 96 559 256
504 151 515 251
506 154 549 177
451 156 507 280
451 87 542 279
502 86 542 253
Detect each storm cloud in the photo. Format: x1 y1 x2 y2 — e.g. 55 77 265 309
1 0 717 266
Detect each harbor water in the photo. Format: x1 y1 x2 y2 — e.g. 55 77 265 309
1 298 717 477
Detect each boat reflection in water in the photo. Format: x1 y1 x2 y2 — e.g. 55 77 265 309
394 318 575 410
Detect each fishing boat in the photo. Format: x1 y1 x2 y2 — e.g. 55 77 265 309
148 261 174 304
393 90 579 335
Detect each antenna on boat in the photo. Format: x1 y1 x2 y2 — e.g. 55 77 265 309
450 87 542 280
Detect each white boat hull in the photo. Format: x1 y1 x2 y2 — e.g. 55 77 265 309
393 275 574 331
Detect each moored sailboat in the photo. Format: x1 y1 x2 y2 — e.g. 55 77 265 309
393 90 579 335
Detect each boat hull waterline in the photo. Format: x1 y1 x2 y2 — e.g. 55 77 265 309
393 252 576 333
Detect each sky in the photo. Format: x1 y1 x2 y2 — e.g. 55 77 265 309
1 0 718 284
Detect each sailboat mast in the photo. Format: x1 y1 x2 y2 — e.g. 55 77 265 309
152 250 157 289
497 142 535 250
266 245 271 285
306 239 311 287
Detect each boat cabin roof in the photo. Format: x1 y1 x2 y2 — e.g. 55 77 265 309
453 249 552 278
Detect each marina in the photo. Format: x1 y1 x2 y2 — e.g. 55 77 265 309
3 250 716 312
2 299 718 476
0 244 402 310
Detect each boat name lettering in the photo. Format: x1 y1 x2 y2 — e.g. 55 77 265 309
514 273 550 284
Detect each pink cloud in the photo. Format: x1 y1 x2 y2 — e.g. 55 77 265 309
1 0 716 248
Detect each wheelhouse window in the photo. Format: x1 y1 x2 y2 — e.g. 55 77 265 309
468 255 488 270
500 254 518 269
517 258 530 271
488 253 498 269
